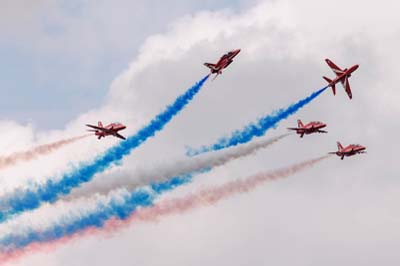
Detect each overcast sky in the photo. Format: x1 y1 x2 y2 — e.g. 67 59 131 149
0 0 399 265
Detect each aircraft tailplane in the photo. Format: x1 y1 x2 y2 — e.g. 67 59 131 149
323 76 336 95
212 73 220 81
204 63 217 72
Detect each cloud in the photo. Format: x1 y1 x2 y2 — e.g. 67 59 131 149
0 0 247 128
0 0 399 265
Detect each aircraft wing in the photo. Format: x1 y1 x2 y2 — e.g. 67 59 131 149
343 76 352 99
115 133 126 140
326 59 345 76
86 124 104 130
287 127 300 130
86 124 115 134
223 60 233 69
318 130 328 133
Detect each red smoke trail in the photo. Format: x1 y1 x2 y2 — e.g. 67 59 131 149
0 155 330 265
0 134 90 170
110 155 330 224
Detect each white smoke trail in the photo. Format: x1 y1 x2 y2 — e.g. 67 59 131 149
0 154 330 266
66 134 290 200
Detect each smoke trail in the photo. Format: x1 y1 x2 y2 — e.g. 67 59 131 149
68 134 289 199
187 86 327 156
0 134 286 251
120 155 331 222
0 75 209 223
0 173 194 258
0 135 90 170
0 155 330 264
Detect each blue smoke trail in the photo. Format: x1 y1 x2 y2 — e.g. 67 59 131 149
0 75 209 223
186 86 327 156
0 173 194 251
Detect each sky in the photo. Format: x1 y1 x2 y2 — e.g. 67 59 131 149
0 0 399 265
0 0 249 128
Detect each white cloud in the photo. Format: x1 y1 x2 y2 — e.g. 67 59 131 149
1 0 399 265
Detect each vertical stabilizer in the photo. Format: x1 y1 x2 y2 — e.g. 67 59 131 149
297 119 304 128
337 141 344 151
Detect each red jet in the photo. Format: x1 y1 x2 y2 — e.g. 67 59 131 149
204 49 241 80
329 142 366 160
323 59 359 99
86 121 126 140
287 119 327 138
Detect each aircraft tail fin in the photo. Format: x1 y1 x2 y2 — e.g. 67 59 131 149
297 119 304 128
323 76 336 95
337 141 344 151
98 121 103 128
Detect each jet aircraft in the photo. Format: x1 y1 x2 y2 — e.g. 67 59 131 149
323 58 359 99
86 121 126 140
287 119 327 138
329 142 366 160
204 49 241 80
